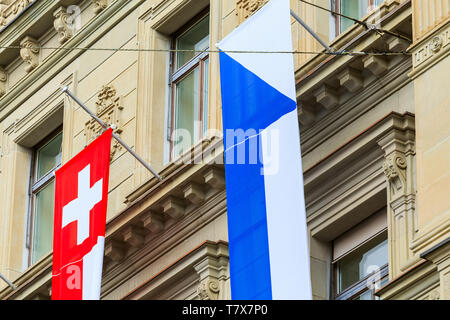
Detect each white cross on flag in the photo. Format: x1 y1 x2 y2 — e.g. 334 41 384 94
52 128 112 300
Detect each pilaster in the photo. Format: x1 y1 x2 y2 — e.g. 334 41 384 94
377 115 420 279
408 2 450 257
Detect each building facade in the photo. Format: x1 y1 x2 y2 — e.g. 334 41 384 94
0 0 448 300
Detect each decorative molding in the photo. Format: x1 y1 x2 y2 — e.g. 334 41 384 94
84 85 123 159
194 249 229 300
410 22 450 77
0 66 7 97
197 278 220 300
236 0 268 23
19 36 40 72
0 0 34 27
53 6 73 44
383 152 407 199
93 0 107 15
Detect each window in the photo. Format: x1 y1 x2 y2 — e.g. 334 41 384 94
333 0 385 35
28 129 62 264
332 209 389 300
169 12 210 160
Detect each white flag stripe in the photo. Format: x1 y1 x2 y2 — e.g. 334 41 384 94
216 0 296 102
82 236 105 300
262 110 312 299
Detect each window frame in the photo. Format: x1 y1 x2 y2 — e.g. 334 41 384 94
168 9 210 160
333 0 383 36
27 126 63 266
332 229 389 300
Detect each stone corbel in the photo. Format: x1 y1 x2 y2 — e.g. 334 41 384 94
362 55 388 76
53 6 74 44
183 182 206 205
197 278 220 300
194 245 229 300
298 103 316 127
20 36 40 72
141 210 165 234
162 196 185 220
0 67 7 97
93 0 107 15
337 68 363 93
383 151 407 199
203 168 225 190
313 84 339 110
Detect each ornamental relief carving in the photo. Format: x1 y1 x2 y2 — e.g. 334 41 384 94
0 0 34 27
85 85 123 159
0 67 6 97
19 36 39 72
383 153 407 198
236 0 269 23
53 6 74 44
413 25 450 68
197 278 220 300
93 0 107 15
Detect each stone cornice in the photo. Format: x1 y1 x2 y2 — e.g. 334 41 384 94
0 0 36 31
294 0 411 91
0 0 145 121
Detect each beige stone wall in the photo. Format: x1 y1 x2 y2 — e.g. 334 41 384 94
409 1 450 257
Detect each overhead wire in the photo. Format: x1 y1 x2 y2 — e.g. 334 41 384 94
298 0 412 43
0 45 410 56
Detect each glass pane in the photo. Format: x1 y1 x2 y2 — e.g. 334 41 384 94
176 14 210 69
340 0 369 33
36 132 62 180
337 232 388 293
32 180 55 264
202 58 209 136
173 67 200 158
354 290 372 300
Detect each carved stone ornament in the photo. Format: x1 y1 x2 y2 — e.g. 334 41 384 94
0 0 33 27
19 36 40 72
0 67 6 97
429 289 440 300
236 0 269 23
383 153 407 198
197 278 220 300
53 6 73 44
85 85 123 159
93 0 107 15
430 35 443 53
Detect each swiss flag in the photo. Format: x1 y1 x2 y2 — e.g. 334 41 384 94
52 128 112 300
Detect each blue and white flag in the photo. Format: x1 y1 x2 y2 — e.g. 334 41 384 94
217 0 312 300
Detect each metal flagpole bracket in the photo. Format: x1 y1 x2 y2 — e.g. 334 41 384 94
290 10 335 53
62 86 163 181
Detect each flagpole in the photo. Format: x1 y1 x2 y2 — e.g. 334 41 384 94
289 10 334 53
0 272 16 290
62 87 163 181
